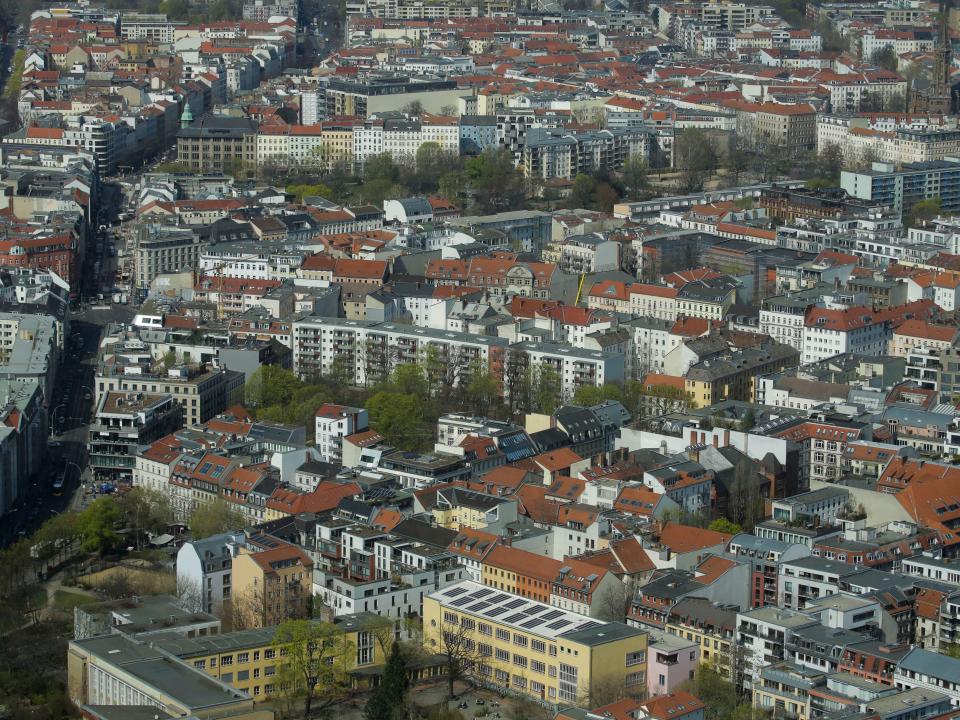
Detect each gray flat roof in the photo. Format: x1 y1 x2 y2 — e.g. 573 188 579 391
73 635 249 710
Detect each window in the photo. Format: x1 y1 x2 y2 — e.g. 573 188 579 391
265 649 276 659
238 653 249 663
513 654 527 668
532 660 546 674
496 628 510 641
444 611 458 624
478 622 492 636
532 681 545 695
559 664 578 701
513 634 528 648
194 660 206 669
513 676 527 689
496 649 510 662
626 651 645 666
626 672 645 687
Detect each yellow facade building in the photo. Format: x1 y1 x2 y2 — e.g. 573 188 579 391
431 488 513 530
424 581 648 708
231 544 314 628
149 613 387 698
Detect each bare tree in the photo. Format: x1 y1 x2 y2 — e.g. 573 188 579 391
273 619 354 720
429 615 484 699
592 581 630 623
176 574 203 613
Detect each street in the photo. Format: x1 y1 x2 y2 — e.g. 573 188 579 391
0 179 135 548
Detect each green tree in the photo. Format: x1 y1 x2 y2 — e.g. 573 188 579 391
245 365 302 409
77 497 121 555
366 391 429 449
531 364 562 415
870 45 899 72
273 620 353 720
570 174 598 208
438 170 468 204
390 363 428 397
3 49 24 100
907 197 942 228
364 643 409 720
572 384 623 407
119 487 172 548
465 359 503 419
708 518 742 535
188 498 245 540
816 19 850 53
465 148 525 214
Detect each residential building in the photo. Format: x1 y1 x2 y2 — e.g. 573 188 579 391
88 392 184 484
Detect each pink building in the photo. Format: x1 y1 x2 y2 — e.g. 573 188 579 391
647 634 700 698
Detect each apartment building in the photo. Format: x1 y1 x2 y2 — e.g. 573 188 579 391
231 543 314 628
0 312 59 404
666 598 736 679
324 76 462 117
841 159 960 217
424 581 648 707
133 226 203 295
800 301 934 365
88 392 184 484
292 317 508 387
176 116 258 172
177 532 246 615
736 606 817 689
314 404 368 466
95 365 245 428
0 378 46 517
684 342 800 408
512 341 625 401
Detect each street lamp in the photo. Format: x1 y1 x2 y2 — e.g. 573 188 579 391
64 461 84 486
50 403 65 435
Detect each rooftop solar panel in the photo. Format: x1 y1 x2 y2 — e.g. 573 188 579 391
488 593 509 604
504 612 526 623
466 602 492 613
468 588 493 600
520 618 545 629
539 609 563 621
503 598 526 610
546 619 570 630
444 587 467 598
486 606 508 617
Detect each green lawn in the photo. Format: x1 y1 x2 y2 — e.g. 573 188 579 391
52 590 92 611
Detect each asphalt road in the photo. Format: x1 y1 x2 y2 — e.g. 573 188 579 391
0 181 136 548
